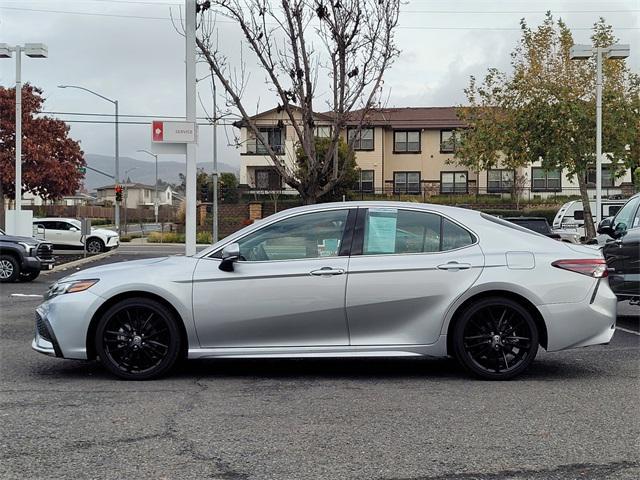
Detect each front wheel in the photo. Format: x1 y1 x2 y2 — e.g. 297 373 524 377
94 298 181 380
86 238 105 254
453 297 539 380
0 255 19 283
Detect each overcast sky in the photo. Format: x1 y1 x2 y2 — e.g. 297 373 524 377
1 0 638 178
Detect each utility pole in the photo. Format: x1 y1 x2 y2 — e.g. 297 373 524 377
212 77 219 243
185 0 197 256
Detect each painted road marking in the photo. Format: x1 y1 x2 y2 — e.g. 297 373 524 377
616 326 640 336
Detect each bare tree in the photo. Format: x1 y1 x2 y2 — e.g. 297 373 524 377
194 0 400 204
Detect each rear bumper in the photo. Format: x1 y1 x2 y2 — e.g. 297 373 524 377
542 278 617 352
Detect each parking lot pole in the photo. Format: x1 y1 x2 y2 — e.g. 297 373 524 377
14 46 21 212
595 48 603 224
184 0 197 256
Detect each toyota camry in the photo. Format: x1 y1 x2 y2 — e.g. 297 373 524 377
33 202 617 380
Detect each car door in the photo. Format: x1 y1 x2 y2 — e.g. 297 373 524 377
603 196 640 297
345 207 484 346
57 221 83 247
192 207 356 348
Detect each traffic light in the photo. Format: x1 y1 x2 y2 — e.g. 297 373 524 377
115 185 123 203
200 183 210 202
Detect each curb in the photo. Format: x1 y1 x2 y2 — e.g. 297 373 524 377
42 249 118 275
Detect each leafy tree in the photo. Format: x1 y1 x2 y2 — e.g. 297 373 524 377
195 0 400 204
455 14 639 238
0 84 85 226
296 137 358 202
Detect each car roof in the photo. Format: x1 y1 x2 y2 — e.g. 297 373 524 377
34 217 76 222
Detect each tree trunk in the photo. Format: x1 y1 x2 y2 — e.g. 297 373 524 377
577 175 596 240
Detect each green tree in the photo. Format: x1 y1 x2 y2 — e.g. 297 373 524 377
296 137 358 202
455 14 639 238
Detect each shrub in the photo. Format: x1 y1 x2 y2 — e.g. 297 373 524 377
147 232 185 243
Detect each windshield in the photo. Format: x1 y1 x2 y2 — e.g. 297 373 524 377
69 219 81 228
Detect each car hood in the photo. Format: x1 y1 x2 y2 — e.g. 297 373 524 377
92 227 119 237
62 256 172 281
0 234 43 245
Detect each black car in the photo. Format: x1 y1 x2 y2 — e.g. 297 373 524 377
598 193 640 303
0 228 55 282
503 217 562 240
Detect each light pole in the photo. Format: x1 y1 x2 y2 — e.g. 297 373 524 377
58 84 120 231
212 76 219 243
122 167 137 234
570 43 630 225
0 43 47 234
138 149 159 224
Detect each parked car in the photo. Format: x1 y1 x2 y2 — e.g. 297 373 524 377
33 218 119 253
597 192 640 304
552 199 626 239
0 228 55 282
503 217 581 243
33 202 616 381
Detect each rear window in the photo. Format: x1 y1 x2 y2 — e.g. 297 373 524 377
506 219 550 234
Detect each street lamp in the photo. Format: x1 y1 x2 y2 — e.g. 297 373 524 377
58 84 120 232
570 43 630 225
138 149 159 224
0 43 47 234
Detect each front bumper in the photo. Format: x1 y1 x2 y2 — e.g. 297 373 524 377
106 236 120 248
31 290 104 360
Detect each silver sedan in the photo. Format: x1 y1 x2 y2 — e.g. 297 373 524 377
33 202 617 380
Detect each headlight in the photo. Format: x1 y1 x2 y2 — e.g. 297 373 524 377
18 242 36 255
46 279 99 299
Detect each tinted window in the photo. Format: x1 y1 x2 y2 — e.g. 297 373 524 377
237 209 349 261
507 219 550 234
481 213 546 238
442 218 474 250
363 209 474 255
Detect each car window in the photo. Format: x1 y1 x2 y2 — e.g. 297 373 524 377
362 208 473 255
614 197 640 231
507 219 550 234
442 218 474 250
237 209 349 261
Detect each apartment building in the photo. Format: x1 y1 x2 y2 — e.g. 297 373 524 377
237 106 633 198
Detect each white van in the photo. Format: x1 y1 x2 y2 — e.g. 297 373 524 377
553 199 626 238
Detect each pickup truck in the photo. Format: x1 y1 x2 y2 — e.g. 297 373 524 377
0 228 55 282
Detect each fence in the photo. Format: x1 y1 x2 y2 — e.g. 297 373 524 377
24 204 179 223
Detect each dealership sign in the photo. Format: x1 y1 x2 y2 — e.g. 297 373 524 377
152 120 197 143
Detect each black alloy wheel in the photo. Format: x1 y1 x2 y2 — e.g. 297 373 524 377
95 298 181 380
453 297 539 380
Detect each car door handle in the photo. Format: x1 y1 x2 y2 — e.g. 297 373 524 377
310 267 345 276
437 261 472 271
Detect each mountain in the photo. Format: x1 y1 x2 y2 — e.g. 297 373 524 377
82 154 239 191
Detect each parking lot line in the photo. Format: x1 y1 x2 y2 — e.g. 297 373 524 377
616 326 640 336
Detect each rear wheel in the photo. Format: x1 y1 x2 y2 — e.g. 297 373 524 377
86 238 105 254
453 297 539 380
0 255 19 283
95 298 181 380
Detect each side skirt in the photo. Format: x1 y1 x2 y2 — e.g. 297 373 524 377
188 336 448 359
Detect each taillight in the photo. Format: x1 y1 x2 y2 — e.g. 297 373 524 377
552 259 608 278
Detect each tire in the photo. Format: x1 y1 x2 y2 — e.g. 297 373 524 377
19 270 40 282
86 238 105 254
0 254 20 283
94 298 181 380
453 297 539 380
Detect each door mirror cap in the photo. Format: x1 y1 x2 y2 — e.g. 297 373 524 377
219 243 240 272
597 216 614 237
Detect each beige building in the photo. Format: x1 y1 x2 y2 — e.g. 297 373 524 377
95 183 176 209
237 106 633 199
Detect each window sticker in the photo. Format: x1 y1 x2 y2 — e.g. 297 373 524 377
366 210 398 254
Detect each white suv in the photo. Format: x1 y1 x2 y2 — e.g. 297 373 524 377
33 218 119 253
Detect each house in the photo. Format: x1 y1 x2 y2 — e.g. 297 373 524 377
236 106 633 199
95 183 176 209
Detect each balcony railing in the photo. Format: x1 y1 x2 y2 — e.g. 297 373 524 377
244 141 285 155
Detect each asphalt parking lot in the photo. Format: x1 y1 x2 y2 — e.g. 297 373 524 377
1 246 638 480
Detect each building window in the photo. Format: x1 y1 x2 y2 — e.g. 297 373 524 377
315 126 332 138
487 169 514 193
440 130 459 153
440 171 468 194
394 172 421 194
531 167 561 191
254 169 282 190
358 170 374 193
393 130 421 153
586 165 614 188
348 127 374 151
246 127 284 155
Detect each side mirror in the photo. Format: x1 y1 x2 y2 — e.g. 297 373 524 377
613 221 628 239
70 226 79 232
219 243 240 272
597 216 614 237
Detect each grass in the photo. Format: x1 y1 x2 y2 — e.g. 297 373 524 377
147 231 213 244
